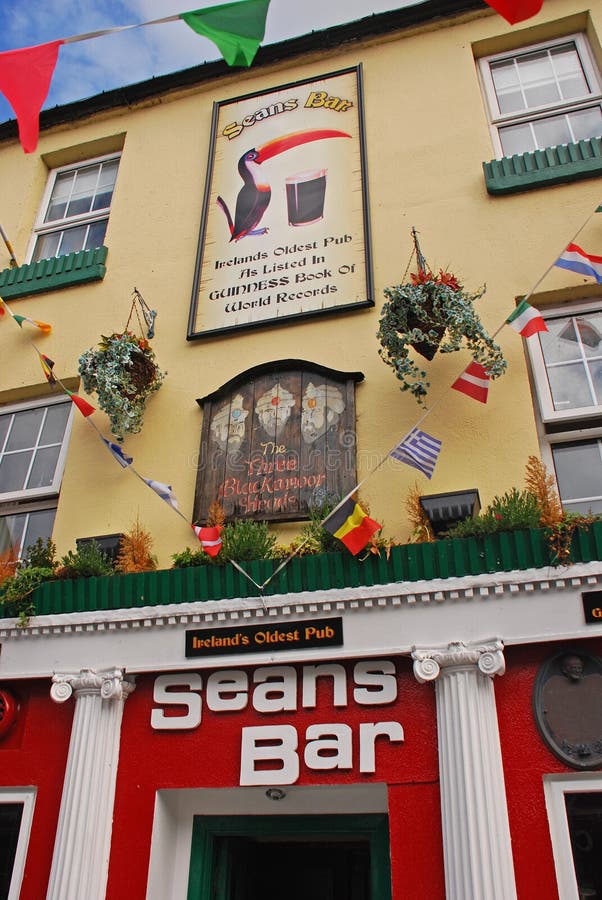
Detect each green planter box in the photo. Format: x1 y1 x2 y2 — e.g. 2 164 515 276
3 523 601 619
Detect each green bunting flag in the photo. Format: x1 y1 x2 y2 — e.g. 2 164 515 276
180 0 271 67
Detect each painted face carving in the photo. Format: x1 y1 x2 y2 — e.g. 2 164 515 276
301 383 345 443
210 394 249 451
255 384 295 438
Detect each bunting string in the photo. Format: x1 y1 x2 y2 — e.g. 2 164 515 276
1 198 600 595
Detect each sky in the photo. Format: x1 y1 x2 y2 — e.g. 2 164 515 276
0 0 421 125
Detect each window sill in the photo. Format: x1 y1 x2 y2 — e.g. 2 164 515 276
0 246 108 300
483 137 602 195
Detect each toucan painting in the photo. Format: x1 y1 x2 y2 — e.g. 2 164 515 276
216 128 351 242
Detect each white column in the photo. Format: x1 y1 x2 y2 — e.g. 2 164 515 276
412 640 517 900
46 668 135 900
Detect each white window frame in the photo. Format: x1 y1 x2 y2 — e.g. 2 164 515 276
526 299 602 426
544 773 602 900
0 787 37 900
0 395 73 504
27 152 120 264
478 33 602 158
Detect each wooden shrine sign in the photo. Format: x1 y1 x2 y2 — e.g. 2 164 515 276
194 360 363 521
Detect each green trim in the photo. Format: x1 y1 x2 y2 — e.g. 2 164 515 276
187 814 391 900
5 522 601 619
0 246 108 300
483 138 602 195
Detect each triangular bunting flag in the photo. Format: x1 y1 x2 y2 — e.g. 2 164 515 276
390 428 442 479
554 244 602 284
192 524 223 557
482 0 543 24
39 353 56 384
101 437 133 467
0 40 64 152
68 393 95 417
322 499 381 556
143 478 179 510
12 314 52 333
180 0 271 67
451 361 490 403
506 299 547 337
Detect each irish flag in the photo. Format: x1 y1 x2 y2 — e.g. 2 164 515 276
506 299 547 338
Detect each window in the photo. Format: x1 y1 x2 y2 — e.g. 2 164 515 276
544 775 602 900
30 154 120 262
0 789 36 900
479 35 602 157
0 396 72 557
528 303 602 515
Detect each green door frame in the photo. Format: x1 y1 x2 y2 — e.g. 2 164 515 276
187 813 392 900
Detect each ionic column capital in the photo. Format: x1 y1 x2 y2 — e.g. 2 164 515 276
412 639 505 684
50 667 135 703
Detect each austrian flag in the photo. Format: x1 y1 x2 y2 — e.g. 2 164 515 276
192 524 223 558
451 361 490 403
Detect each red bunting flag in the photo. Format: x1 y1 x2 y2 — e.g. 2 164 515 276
0 40 64 153
68 393 95 417
451 361 490 404
192 524 223 557
483 0 543 24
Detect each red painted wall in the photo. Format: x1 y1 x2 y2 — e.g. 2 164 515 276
0 679 72 900
498 637 602 900
107 656 442 900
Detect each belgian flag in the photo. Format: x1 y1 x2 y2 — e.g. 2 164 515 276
323 498 382 556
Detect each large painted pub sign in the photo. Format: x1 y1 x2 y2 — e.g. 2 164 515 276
188 66 373 338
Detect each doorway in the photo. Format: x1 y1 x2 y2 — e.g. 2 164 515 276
187 814 391 900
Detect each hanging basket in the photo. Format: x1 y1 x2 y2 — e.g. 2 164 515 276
378 267 506 405
78 331 165 440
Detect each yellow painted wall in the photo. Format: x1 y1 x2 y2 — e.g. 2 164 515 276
1 0 601 566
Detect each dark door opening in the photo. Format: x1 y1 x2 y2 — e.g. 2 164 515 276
187 814 391 900
222 837 370 900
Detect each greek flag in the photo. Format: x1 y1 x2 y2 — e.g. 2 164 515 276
143 478 179 511
390 428 442 479
101 437 133 468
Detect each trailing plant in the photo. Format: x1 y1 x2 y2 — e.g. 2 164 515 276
547 513 596 566
55 541 114 580
0 566 54 625
115 519 157 574
78 330 165 441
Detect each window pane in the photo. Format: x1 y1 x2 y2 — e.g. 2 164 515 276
0 416 9 450
0 802 24 899
84 219 108 250
500 122 535 156
65 165 99 217
40 404 69 446
532 113 573 149
570 106 602 142
26 446 60 489
564 793 602 897
32 231 61 262
91 160 118 211
0 515 23 555
552 440 602 511
21 508 57 555
4 409 43 452
541 318 583 364
551 44 590 99
491 60 525 114
0 452 32 493
578 314 602 354
44 171 74 223
547 363 594 410
58 224 88 256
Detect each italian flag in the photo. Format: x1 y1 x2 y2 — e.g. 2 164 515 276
506 299 547 338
